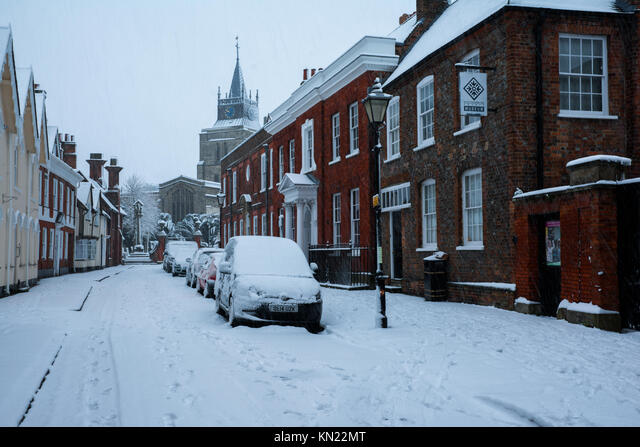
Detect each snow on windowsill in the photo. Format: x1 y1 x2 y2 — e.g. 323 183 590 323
515 297 540 305
450 282 516 291
384 154 401 164
417 246 438 253
453 121 481 137
328 157 341 166
345 150 360 159
558 112 618 120
413 138 435 152
566 155 632 168
456 244 484 251
558 299 619 315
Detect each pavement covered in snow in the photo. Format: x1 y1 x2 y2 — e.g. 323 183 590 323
1 265 639 427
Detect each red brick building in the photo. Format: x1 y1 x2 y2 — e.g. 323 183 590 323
220 36 399 286
380 0 640 330
37 124 83 278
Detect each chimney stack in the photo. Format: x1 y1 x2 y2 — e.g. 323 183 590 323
303 68 308 81
87 153 107 186
105 157 123 207
416 0 449 29
61 133 77 168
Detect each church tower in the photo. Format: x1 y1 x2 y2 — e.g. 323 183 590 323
198 37 260 184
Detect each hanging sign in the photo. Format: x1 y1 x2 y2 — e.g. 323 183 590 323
459 72 488 117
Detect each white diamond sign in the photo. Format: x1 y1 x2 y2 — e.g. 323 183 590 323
459 71 487 117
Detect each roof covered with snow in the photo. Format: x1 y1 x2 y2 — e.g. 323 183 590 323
566 154 632 168
211 117 260 131
16 67 32 115
387 13 421 44
385 0 627 87
0 26 11 61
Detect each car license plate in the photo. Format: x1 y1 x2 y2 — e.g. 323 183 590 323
269 303 298 313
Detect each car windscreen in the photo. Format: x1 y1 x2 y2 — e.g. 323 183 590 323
232 237 312 277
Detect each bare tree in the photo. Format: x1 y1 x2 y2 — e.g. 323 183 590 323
121 174 161 249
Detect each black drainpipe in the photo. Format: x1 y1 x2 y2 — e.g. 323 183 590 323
535 11 546 190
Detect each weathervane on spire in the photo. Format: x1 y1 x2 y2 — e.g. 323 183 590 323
235 35 240 61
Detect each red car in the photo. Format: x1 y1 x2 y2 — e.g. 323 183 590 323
197 253 223 298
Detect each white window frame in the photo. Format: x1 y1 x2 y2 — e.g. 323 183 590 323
350 188 360 247
421 179 437 251
269 148 273 189
260 153 267 192
386 96 400 160
417 75 435 149
331 113 340 162
278 146 284 182
49 228 54 258
301 119 315 173
558 34 609 118
42 229 47 259
348 102 359 156
239 218 244 236
381 183 411 213
332 193 341 245
289 140 295 173
53 180 58 212
461 168 483 248
44 173 49 209
245 164 250 182
232 171 237 203
253 215 258 235
261 213 267 236
459 49 481 130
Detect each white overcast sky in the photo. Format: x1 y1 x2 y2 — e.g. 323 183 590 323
3 0 415 185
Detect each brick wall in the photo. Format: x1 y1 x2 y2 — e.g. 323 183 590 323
514 186 619 312
381 6 638 306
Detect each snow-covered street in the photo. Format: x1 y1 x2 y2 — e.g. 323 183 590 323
1 265 639 427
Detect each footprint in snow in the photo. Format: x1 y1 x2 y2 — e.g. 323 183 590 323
163 413 177 427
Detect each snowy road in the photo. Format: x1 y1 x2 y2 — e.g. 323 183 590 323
1 265 640 427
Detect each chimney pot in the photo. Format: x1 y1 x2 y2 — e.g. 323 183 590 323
311 68 316 77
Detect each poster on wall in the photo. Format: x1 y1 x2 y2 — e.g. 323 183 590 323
545 221 561 267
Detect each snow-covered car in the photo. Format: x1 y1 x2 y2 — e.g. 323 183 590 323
167 241 199 276
186 248 222 288
214 236 322 332
197 252 224 298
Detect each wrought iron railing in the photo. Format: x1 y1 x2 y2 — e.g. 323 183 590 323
309 243 374 288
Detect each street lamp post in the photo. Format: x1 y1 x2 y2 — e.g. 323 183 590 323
216 191 225 247
363 77 392 329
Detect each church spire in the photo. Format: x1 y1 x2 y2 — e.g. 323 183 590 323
229 36 245 99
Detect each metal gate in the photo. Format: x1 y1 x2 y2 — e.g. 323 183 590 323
309 244 374 288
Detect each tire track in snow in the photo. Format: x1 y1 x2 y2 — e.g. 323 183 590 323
17 335 67 427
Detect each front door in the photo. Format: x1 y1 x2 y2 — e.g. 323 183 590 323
302 206 311 260
390 211 403 279
539 217 561 316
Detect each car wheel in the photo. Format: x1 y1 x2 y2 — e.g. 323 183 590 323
305 322 323 334
214 294 224 316
229 296 239 328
